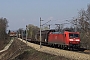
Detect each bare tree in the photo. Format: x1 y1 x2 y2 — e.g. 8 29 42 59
27 24 39 39
72 5 90 49
0 17 8 40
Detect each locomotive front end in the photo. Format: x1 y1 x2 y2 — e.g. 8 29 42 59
69 33 80 49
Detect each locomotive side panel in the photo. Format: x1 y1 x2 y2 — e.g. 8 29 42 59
48 32 65 44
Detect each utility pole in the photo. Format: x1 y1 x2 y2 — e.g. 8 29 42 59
26 25 27 43
40 17 51 48
22 29 23 41
40 17 44 48
17 31 18 38
19 30 20 38
73 19 77 32
49 25 50 29
75 19 77 32
40 17 42 48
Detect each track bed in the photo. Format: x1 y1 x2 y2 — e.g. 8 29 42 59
19 38 90 60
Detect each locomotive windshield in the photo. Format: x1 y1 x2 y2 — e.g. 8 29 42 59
69 34 79 38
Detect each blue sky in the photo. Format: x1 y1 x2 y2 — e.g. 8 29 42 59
0 0 90 30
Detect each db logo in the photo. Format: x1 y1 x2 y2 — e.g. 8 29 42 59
55 36 57 39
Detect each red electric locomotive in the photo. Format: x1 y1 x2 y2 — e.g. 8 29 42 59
48 31 80 49
36 29 80 49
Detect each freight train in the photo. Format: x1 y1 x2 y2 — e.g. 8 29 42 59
35 29 80 49
20 29 80 50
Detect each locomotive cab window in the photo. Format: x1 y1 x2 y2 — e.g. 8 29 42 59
69 34 73 38
69 34 79 38
74 34 79 38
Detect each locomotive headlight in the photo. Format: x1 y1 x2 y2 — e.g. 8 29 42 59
76 39 80 41
69 39 73 41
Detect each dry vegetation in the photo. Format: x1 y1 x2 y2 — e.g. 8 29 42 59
0 39 10 50
0 38 70 60
13 49 70 60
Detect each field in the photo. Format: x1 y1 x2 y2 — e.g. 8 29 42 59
0 38 70 60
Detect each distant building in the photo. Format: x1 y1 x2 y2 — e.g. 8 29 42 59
9 31 17 37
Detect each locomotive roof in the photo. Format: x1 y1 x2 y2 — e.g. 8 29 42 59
65 31 79 34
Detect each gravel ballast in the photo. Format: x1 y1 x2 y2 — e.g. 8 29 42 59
18 38 90 60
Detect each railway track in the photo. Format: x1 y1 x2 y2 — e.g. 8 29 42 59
18 38 90 60
26 39 89 54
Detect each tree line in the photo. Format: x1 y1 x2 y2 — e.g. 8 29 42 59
0 17 8 40
17 24 40 40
